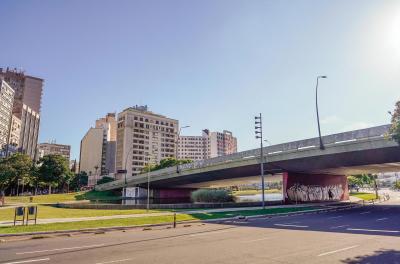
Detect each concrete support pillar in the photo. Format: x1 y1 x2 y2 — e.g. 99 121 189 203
283 172 349 204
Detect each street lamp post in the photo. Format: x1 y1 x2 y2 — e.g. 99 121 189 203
255 113 265 209
175 125 190 173
315 75 327 150
123 144 136 196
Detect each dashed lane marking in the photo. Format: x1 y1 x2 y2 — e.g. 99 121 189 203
2 258 50 264
318 245 359 257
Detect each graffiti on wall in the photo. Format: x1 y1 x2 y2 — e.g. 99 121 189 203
286 183 344 202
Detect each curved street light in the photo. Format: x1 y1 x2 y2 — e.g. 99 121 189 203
315 75 327 150
175 125 190 173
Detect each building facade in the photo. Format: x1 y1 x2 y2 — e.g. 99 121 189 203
8 115 21 147
0 68 44 159
177 130 210 161
79 127 104 177
209 130 237 158
0 80 14 151
116 105 178 178
178 129 237 160
79 113 117 181
38 142 71 161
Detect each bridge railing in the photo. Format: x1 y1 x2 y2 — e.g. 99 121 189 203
96 124 391 190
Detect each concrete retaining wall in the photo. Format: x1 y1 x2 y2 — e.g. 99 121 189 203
57 200 283 210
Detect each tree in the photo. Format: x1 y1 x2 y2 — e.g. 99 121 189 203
38 154 70 193
389 100 400 144
0 153 34 194
153 158 192 171
96 176 115 185
69 171 88 191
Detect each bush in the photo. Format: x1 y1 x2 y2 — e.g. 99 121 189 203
96 176 115 185
191 189 233 203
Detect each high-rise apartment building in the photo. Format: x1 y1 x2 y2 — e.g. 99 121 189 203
79 113 117 178
0 80 14 151
38 142 71 161
178 129 237 160
116 105 178 178
177 130 210 161
209 130 237 158
0 68 44 159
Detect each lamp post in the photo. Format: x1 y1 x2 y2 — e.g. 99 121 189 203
175 125 190 173
315 75 327 150
144 153 154 212
255 113 265 209
123 144 136 197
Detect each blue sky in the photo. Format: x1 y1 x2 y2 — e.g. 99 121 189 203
1 0 400 160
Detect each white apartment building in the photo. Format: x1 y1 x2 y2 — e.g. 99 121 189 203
177 130 210 161
116 105 178 178
178 129 237 161
0 80 14 150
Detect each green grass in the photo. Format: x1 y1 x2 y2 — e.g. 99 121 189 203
0 214 196 234
0 205 162 221
350 192 378 200
232 189 281 196
0 206 320 234
4 190 120 205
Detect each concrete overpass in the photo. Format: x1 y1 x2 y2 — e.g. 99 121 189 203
95 124 400 203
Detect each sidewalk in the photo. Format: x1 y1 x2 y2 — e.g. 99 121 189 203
0 203 322 227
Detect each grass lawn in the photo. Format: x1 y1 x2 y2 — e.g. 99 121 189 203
0 206 320 234
350 192 378 200
0 205 162 221
4 190 120 205
232 189 281 196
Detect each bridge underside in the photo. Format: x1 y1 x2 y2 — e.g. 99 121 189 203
140 146 400 189
131 146 400 203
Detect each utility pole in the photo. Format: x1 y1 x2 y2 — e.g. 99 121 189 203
255 113 265 209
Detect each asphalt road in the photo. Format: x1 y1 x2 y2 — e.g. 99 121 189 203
1 201 400 264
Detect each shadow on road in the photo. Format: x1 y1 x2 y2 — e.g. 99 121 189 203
341 249 400 264
210 204 400 237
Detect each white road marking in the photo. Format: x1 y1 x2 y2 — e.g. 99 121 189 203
16 244 105 255
360 211 371 215
274 224 309 228
242 237 273 243
330 225 349 229
318 245 359 257
96 259 132 264
328 216 343 219
347 228 400 233
3 258 50 264
376 218 388 221
189 229 233 237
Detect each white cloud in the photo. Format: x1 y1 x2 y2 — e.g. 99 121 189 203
342 122 374 131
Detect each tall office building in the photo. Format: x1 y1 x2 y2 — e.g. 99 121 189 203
79 113 117 179
116 105 179 178
38 142 71 161
178 129 237 160
0 80 14 152
0 68 44 159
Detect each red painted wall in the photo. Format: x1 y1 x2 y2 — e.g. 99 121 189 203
283 172 349 203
